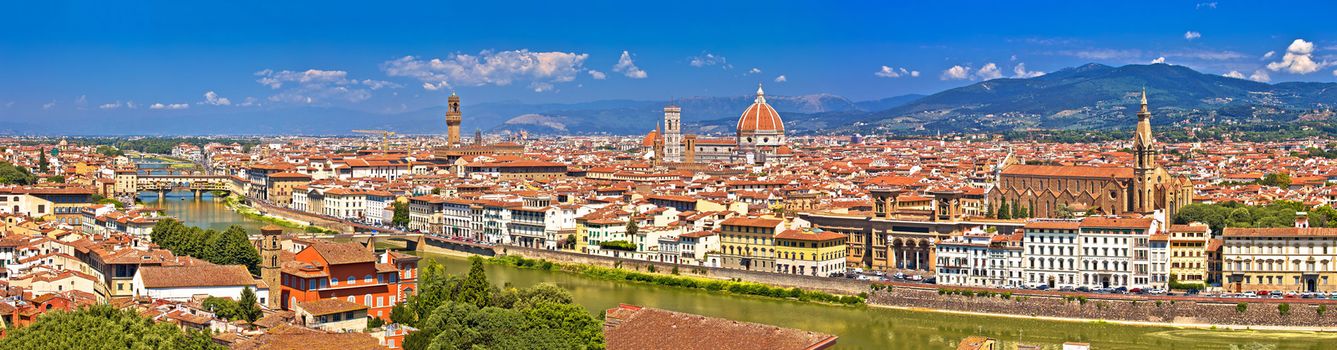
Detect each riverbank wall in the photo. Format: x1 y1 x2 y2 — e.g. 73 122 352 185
498 246 869 294
870 287 1337 329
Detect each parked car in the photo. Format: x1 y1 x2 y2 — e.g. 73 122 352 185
1114 286 1128 294
1076 286 1091 293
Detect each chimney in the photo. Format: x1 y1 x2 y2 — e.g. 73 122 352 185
1296 212 1310 228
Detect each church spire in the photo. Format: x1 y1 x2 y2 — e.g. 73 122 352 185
755 83 766 104
1134 89 1156 170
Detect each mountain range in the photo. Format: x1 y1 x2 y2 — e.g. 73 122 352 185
4 63 1334 136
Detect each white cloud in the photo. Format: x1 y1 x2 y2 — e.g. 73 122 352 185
976 63 1003 80
75 95 87 109
1267 39 1325 74
360 79 400 90
1012 63 1044 78
748 68 761 74
42 101 55 110
150 103 189 110
688 52 730 69
773 75 787 83
1184 31 1201 40
875 66 917 78
255 68 383 103
98 101 122 109
238 97 259 107
1196 2 1217 9
941 65 971 80
422 82 446 91
1262 51 1275 60
383 50 591 91
531 82 555 92
1151 57 1166 64
587 70 606 80
126 101 137 109
1249 69 1271 82
201 91 231 106
1333 69 1337 76
1223 70 1246 79
613 50 647 79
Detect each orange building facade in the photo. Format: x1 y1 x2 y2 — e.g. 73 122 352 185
278 242 414 321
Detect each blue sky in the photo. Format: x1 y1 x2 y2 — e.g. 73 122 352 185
3 0 1335 118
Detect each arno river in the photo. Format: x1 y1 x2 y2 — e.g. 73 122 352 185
150 193 1334 349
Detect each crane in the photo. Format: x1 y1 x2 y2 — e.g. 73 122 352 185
351 129 395 151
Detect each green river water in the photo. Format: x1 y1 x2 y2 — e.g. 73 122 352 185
146 191 1336 349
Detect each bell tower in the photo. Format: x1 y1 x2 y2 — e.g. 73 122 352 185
1132 89 1157 213
663 105 683 163
446 92 462 146
259 225 283 309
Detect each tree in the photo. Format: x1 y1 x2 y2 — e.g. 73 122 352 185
0 162 37 185
392 201 410 228
0 305 223 349
625 218 639 236
220 226 262 274
366 315 386 329
1260 173 1292 188
395 258 602 350
238 286 262 324
44 175 65 183
457 257 493 308
1010 200 1021 219
38 150 48 174
997 200 1012 220
1278 303 1291 317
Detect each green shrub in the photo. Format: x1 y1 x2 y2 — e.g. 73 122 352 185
1319 305 1328 317
1278 303 1291 316
1236 303 1248 313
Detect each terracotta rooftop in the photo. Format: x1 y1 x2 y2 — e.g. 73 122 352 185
311 241 376 265
1223 227 1337 238
1002 164 1133 179
604 305 836 350
138 265 257 289
297 298 368 316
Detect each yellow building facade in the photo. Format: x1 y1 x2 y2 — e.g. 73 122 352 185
774 229 848 277
1168 223 1211 285
1223 225 1337 293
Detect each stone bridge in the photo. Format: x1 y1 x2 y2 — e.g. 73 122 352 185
136 175 234 200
